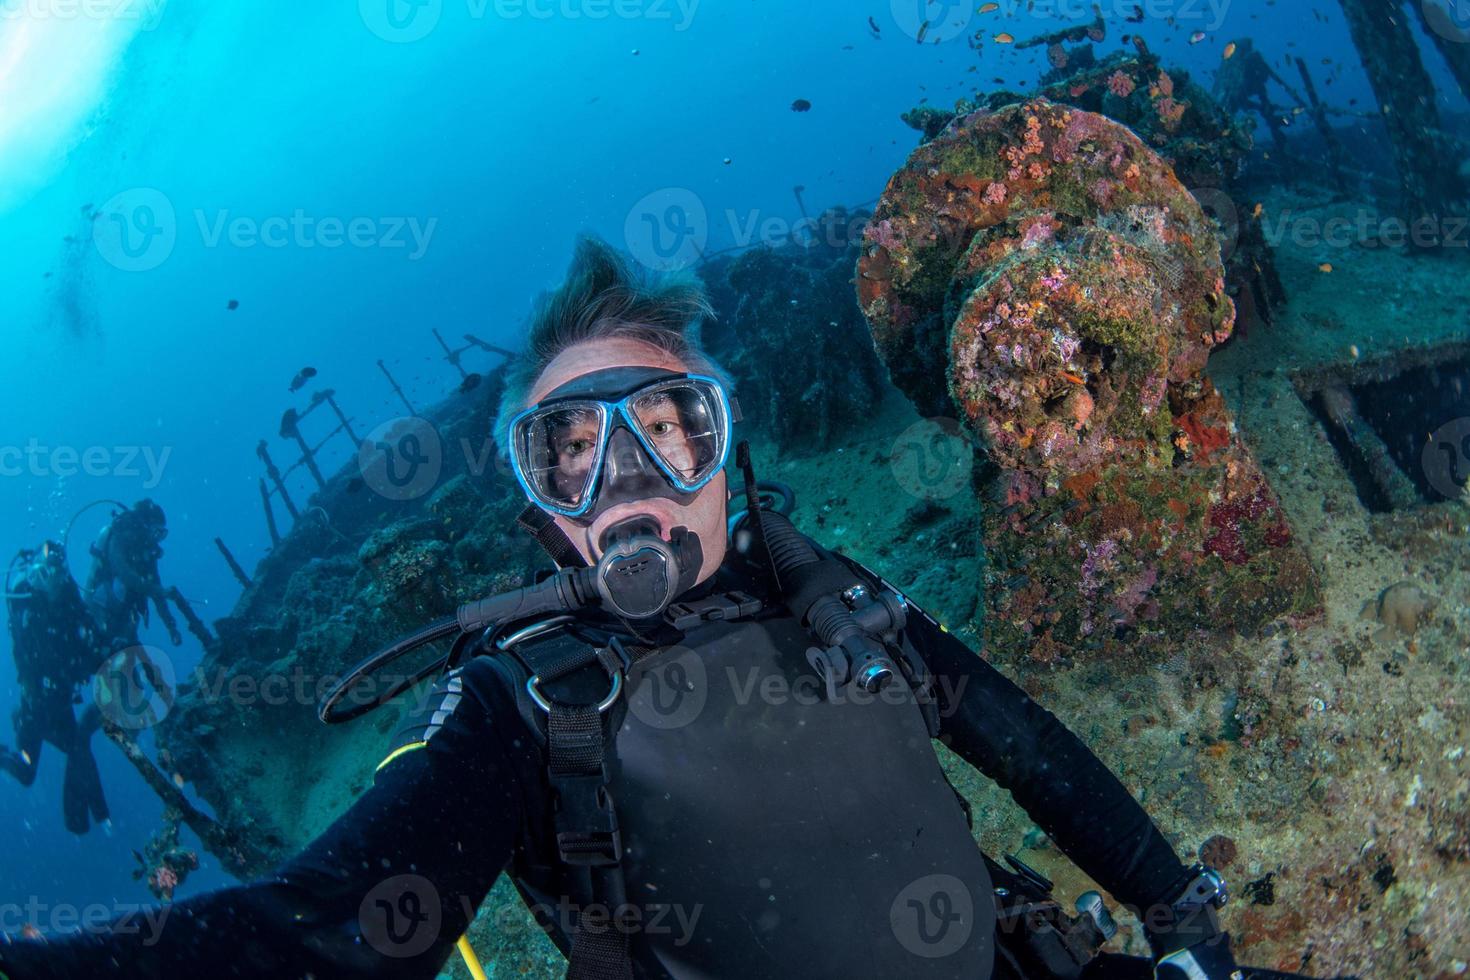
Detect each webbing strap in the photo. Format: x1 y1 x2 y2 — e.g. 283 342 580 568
517 505 589 570
567 916 633 980
512 627 634 980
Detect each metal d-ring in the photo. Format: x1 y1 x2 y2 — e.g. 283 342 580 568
496 614 576 651
527 670 623 714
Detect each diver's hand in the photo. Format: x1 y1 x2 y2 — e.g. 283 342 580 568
1155 932 1239 980
168 625 183 646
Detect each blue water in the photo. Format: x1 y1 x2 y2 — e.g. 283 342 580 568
0 0 1462 934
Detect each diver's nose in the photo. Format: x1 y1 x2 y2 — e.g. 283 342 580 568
600 426 665 495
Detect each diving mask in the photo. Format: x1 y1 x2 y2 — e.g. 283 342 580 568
508 366 737 523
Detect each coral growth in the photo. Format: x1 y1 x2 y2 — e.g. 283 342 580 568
857 99 1319 664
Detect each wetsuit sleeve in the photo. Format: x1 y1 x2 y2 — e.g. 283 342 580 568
0 658 527 980
901 609 1192 913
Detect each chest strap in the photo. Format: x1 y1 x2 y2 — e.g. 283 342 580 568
510 629 634 980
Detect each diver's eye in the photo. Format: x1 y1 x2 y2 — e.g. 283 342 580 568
648 420 680 437
562 438 595 457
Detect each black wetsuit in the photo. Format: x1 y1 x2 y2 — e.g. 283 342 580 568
0 545 1191 979
1 575 109 835
85 517 178 652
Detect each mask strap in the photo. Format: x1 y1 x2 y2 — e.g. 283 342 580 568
516 505 589 569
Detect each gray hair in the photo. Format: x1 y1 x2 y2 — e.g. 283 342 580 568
493 236 733 455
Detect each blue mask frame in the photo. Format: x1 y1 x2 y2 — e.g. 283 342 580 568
508 372 735 519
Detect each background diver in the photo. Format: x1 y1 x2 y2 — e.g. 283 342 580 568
84 499 184 653
1 542 111 835
1 239 1337 980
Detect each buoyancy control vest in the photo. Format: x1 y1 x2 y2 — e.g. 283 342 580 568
395 542 997 980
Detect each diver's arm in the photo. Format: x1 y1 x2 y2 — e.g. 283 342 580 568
105 534 180 640
900 609 1192 913
0 659 526 979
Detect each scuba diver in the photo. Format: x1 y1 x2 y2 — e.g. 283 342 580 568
84 499 183 652
0 238 1335 980
0 542 111 835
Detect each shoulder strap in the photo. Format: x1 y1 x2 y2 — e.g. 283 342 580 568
504 625 634 980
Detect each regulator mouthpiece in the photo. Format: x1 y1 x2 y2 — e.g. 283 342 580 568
595 517 703 620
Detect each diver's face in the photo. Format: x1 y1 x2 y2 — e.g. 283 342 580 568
525 338 729 584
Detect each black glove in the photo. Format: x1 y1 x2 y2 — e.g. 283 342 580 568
1155 931 1239 979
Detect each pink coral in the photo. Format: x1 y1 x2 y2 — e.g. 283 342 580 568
984 182 1008 205
150 866 180 897
1107 71 1136 99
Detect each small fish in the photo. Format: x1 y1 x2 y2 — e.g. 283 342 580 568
21 924 44 941
723 157 733 165
1126 4 1144 22
916 19 930 43
1252 202 1263 218
1223 41 1237 59
980 2 999 11
1318 263 1333 273
791 99 812 112
994 32 1014 43
289 366 318 393
868 15 881 34
227 298 239 310
172 772 186 788
1189 31 1206 44
1060 372 1086 386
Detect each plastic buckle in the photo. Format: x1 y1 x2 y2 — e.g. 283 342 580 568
552 772 624 866
664 590 762 631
